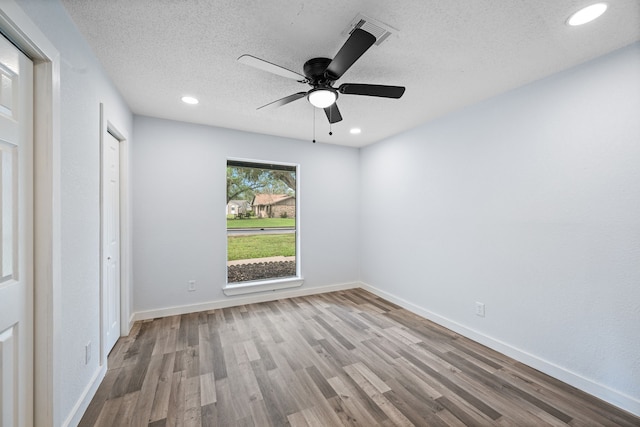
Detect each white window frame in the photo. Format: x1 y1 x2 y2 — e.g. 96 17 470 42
223 157 302 296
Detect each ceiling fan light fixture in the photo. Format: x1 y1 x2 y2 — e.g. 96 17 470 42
308 87 337 108
567 3 608 26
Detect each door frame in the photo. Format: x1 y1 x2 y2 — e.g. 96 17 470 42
0 2 61 427
99 103 131 366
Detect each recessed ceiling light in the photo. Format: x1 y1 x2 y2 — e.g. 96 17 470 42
181 96 199 105
350 128 362 134
567 3 608 26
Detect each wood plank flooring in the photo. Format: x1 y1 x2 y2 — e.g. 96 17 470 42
79 289 640 426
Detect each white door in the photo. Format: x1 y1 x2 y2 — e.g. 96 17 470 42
103 132 120 353
0 35 34 427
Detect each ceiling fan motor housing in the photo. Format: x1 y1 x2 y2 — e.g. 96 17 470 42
303 57 334 86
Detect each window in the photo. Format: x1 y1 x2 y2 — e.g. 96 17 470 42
225 160 300 292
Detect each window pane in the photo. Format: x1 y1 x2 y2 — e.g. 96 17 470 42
226 161 297 283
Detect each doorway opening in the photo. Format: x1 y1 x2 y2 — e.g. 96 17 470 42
100 102 130 364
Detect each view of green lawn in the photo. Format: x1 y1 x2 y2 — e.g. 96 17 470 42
226 218 295 229
227 234 295 261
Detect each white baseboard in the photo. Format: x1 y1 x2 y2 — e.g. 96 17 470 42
360 282 640 418
62 364 107 427
132 282 360 322
128 312 136 334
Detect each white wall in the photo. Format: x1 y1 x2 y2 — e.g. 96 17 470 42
15 1 133 424
360 42 640 414
131 116 360 314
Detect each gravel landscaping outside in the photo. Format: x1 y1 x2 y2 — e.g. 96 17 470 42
227 261 296 283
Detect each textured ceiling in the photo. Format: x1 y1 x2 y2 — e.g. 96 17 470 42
60 0 640 147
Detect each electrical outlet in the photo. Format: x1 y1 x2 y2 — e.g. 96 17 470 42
188 280 196 292
85 341 91 364
475 302 485 317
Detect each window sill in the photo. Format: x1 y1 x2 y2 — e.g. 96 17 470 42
223 277 304 296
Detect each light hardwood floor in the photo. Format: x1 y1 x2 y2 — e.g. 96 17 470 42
79 289 640 426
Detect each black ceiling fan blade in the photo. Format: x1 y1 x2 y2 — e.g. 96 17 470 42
339 83 406 99
325 29 376 80
257 92 307 110
238 54 306 81
324 103 343 123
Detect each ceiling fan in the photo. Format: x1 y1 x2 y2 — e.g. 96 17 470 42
238 29 405 124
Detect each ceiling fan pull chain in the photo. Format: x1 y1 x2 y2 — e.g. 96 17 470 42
329 108 333 136
312 107 316 143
